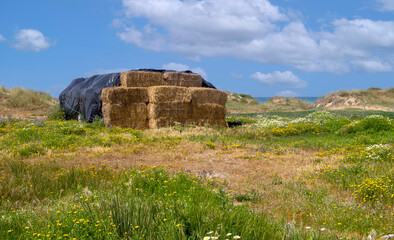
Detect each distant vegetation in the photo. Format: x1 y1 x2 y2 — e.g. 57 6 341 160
0 86 56 110
0 86 58 119
315 87 394 111
226 93 313 113
226 88 394 113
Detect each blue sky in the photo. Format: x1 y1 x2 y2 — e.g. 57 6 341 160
0 0 393 98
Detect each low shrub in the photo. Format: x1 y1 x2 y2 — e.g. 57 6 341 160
47 104 65 121
338 115 393 134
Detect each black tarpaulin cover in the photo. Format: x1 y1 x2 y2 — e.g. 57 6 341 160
59 73 121 122
59 69 216 122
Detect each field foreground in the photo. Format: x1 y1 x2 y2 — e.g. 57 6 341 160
0 110 393 239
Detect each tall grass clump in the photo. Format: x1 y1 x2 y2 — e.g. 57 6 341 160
4 87 54 110
0 166 336 239
47 104 65 120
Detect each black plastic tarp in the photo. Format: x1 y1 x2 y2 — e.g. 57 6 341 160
59 73 121 122
59 69 216 122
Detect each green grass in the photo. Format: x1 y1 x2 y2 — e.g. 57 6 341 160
1 110 393 239
229 109 394 119
0 162 336 239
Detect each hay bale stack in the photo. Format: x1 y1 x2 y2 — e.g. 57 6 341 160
101 87 149 129
163 72 203 87
148 102 193 119
101 87 149 104
102 103 148 129
121 71 166 87
102 71 228 129
148 86 191 103
191 88 227 105
192 103 226 119
121 71 203 88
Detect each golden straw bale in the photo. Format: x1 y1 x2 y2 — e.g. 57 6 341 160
191 88 227 105
163 72 202 87
148 86 191 103
148 103 193 119
120 71 166 87
102 102 148 129
192 103 226 119
101 87 148 104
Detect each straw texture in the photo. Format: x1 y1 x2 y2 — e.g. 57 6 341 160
102 102 148 129
148 86 191 103
191 88 227 105
163 72 203 87
148 102 193 119
101 87 149 104
192 103 226 119
121 71 166 87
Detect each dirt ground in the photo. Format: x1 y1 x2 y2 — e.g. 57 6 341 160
38 141 334 194
0 107 49 120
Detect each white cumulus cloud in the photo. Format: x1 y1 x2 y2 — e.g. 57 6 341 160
117 0 394 73
0 34 6 42
377 0 394 11
275 90 299 97
13 29 51 51
251 71 307 88
351 59 392 72
162 62 208 79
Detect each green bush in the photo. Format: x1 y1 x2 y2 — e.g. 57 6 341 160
339 115 393 134
47 104 65 120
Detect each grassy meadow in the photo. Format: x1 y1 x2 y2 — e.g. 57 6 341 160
0 109 393 239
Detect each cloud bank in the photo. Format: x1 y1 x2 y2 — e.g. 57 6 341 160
377 0 394 11
13 29 51 51
118 0 394 73
251 71 307 88
0 34 5 42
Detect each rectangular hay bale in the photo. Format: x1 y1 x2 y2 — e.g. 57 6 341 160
163 72 202 87
120 71 166 87
191 88 227 105
148 102 193 119
101 87 149 104
102 102 148 129
148 86 191 103
192 103 226 119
